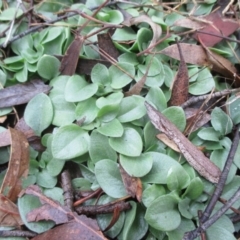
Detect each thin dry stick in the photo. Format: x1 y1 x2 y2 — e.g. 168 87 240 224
183 186 240 240
200 124 240 223
181 88 240 109
0 0 119 48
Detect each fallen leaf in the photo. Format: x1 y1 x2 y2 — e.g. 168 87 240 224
103 206 120 232
145 102 221 183
60 35 84 75
98 33 120 60
174 17 204 30
160 43 239 83
123 14 162 52
156 133 180 152
169 40 189 106
25 185 107 240
0 193 23 226
15 118 35 139
0 115 7 123
119 164 138 199
193 11 240 47
0 128 29 201
0 80 51 108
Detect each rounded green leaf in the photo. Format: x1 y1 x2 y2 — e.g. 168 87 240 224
110 62 135 89
112 27 136 41
142 184 166 208
189 68 215 95
91 63 110 85
197 127 220 142
95 159 127 198
51 95 76 127
24 93 53 136
36 169 57 188
37 55 60 80
18 195 55 233
96 92 123 109
117 96 146 123
178 198 193 219
75 97 99 125
211 107 233 135
47 158 65 177
0 8 23 21
167 165 190 191
145 195 181 231
141 152 184 184
51 124 89 159
145 87 167 112
97 119 123 137
162 106 186 132
226 95 240 124
65 75 98 102
138 57 162 77
89 130 117 163
182 177 204 200
120 152 153 177
109 128 143 157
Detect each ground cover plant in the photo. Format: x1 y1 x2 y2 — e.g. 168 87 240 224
0 0 240 239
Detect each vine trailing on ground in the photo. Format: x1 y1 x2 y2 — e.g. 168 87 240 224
0 0 240 239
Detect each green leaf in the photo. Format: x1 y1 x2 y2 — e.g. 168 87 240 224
51 124 89 160
189 68 215 95
145 195 181 231
24 93 53 136
145 87 167 112
178 198 193 219
162 106 186 132
65 75 98 102
197 127 220 142
112 27 136 41
95 159 127 198
141 152 184 184
50 95 76 127
0 8 23 21
167 165 190 191
211 107 233 135
44 187 64 205
97 195 125 238
109 128 143 157
106 10 124 24
121 203 148 240
75 97 98 125
91 63 110 85
96 92 123 108
47 158 65 177
226 95 240 124
167 218 195 240
142 184 166 208
182 177 204 199
138 57 162 77
89 130 117 163
117 96 146 123
110 62 135 89
37 55 60 80
120 152 153 177
36 169 57 188
97 119 123 137
18 195 55 233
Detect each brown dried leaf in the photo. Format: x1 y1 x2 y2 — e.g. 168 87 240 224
169 41 189 106
15 118 35 139
136 178 142 202
0 128 29 201
160 43 238 82
123 14 162 51
0 80 51 108
98 33 120 60
0 194 23 226
31 220 107 240
60 35 84 75
157 133 180 152
25 185 107 240
119 164 138 198
103 206 120 232
174 17 204 30
193 11 240 47
145 102 221 183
